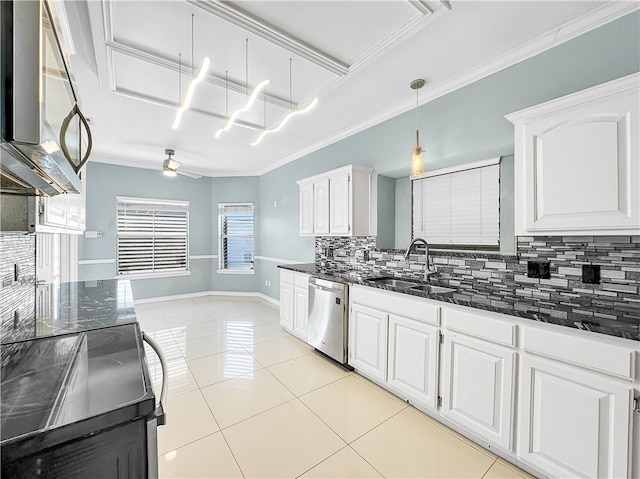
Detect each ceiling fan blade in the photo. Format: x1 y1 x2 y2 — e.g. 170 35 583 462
176 170 202 179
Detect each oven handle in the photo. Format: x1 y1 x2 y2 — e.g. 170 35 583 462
142 332 167 426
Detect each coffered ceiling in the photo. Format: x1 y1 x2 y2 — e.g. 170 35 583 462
63 1 634 177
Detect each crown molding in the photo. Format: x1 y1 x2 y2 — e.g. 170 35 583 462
257 1 640 176
187 0 349 76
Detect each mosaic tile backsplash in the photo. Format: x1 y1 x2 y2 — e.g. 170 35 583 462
315 235 640 339
0 235 36 343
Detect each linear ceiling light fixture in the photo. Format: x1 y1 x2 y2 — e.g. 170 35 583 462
410 78 425 179
172 14 210 130
215 39 268 139
250 58 318 146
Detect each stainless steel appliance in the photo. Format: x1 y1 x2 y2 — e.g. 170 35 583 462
1 0 92 196
308 277 349 364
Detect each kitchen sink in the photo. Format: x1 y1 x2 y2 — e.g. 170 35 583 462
368 277 419 290
408 284 456 295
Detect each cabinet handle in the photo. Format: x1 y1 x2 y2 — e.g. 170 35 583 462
142 332 168 426
59 103 93 174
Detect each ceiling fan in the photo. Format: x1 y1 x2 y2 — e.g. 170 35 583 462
162 149 202 178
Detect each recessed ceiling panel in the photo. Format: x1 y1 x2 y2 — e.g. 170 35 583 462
109 0 336 104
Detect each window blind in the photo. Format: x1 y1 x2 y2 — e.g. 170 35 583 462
219 203 254 270
116 197 189 275
412 160 500 247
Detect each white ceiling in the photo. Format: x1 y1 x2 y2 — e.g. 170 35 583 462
62 0 634 177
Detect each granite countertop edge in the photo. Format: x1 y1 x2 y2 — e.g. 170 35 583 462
278 263 639 341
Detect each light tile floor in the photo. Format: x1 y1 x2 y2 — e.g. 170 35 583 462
137 296 537 479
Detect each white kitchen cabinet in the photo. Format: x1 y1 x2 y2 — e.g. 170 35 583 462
387 314 439 410
441 308 517 451
279 269 310 341
349 285 441 404
328 171 350 235
518 324 637 479
506 73 640 236
293 274 310 341
518 355 632 478
297 164 372 236
299 181 314 235
279 278 294 332
312 177 330 235
349 303 388 382
37 168 87 233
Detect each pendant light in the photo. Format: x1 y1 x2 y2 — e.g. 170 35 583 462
215 39 269 138
250 58 318 146
172 14 210 130
410 79 425 178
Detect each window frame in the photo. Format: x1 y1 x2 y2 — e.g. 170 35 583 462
411 157 501 251
217 202 255 275
115 196 190 280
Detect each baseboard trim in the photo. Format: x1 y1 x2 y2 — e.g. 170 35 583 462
134 290 279 307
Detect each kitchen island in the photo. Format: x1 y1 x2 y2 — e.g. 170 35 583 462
0 279 162 478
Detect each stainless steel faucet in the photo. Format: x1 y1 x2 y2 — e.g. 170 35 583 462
404 238 437 281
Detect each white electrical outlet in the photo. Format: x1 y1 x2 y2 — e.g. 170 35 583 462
273 200 277 208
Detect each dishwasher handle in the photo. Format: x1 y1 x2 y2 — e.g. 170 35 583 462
310 283 344 294
142 332 167 426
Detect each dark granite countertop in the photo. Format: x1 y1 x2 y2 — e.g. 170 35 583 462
279 263 640 341
0 280 156 461
1 279 136 344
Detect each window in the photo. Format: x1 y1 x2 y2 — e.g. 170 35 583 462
116 196 189 277
218 203 254 273
412 157 500 249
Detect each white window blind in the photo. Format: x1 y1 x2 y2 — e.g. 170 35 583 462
116 197 189 276
412 159 500 247
219 203 254 271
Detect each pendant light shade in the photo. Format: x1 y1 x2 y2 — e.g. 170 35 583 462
410 79 425 179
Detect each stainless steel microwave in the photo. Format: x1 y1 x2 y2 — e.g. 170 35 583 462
1 0 92 196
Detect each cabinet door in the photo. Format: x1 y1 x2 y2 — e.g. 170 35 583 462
279 283 294 332
329 172 350 235
518 355 632 478
441 333 515 450
299 182 314 236
313 178 330 235
510 75 639 235
41 195 68 228
293 285 308 341
349 304 388 382
387 314 439 409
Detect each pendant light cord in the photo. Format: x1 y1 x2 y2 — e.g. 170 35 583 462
289 58 293 112
191 14 195 78
415 86 419 146
178 53 182 104
245 38 249 101
225 70 228 117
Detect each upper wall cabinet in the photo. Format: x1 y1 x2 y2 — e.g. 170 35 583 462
297 165 373 237
506 73 640 236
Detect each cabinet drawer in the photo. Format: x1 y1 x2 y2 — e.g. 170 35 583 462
294 273 310 288
280 269 294 285
522 326 636 380
443 307 516 347
351 285 439 326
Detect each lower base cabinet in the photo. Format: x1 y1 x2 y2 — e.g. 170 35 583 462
441 332 516 451
345 285 638 479
349 303 388 383
518 355 633 478
387 314 439 410
279 270 309 341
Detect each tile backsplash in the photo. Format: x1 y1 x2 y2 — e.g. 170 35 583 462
0 235 36 342
316 235 640 337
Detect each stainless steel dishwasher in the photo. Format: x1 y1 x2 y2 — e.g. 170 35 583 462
307 277 349 364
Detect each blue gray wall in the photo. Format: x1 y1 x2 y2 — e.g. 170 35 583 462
78 11 640 301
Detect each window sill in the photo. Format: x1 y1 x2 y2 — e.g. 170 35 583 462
117 270 191 280
217 269 255 275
